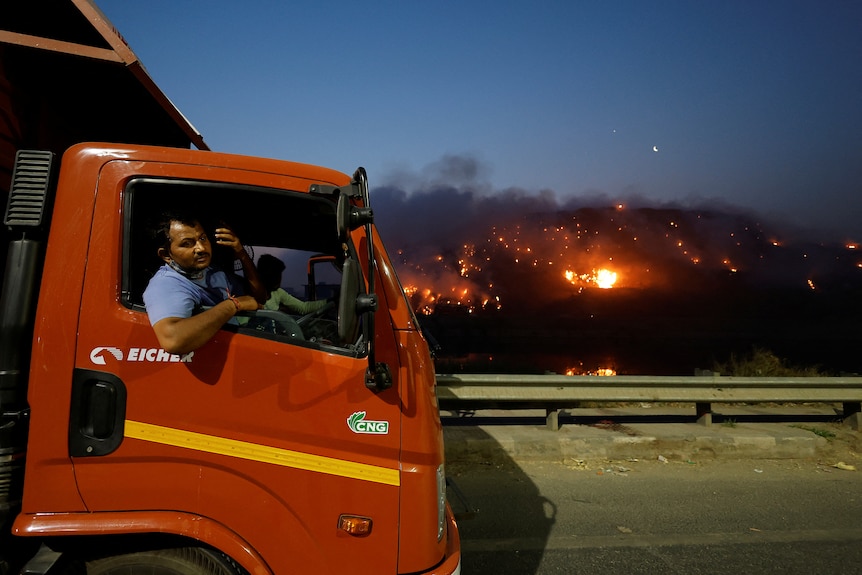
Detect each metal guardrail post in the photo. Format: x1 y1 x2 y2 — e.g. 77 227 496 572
546 409 561 431
695 403 712 426
694 370 719 426
844 403 862 430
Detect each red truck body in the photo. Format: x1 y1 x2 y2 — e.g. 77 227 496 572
0 3 460 574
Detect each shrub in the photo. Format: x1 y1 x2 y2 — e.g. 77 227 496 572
712 347 824 377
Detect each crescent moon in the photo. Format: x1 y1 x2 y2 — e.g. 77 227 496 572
652 145 659 152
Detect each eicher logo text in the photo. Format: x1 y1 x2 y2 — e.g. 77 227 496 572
90 346 195 365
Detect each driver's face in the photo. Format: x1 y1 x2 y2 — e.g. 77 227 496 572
164 221 211 273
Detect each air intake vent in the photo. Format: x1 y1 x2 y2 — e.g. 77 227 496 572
4 150 56 229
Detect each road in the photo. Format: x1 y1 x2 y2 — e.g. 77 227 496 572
448 456 862 574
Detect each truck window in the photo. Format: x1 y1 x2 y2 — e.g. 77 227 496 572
122 177 359 353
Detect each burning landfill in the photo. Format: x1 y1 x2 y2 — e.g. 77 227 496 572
371 160 862 375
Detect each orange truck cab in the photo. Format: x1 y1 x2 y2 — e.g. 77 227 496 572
0 2 460 574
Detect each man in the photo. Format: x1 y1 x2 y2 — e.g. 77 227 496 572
143 212 266 354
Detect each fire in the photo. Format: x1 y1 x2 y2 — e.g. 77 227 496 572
565 367 617 376
564 268 618 289
595 269 618 289
402 276 501 315
391 201 858 317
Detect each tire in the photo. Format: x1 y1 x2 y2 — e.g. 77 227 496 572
85 547 245 575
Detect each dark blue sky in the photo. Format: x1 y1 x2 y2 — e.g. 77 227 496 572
97 1 862 240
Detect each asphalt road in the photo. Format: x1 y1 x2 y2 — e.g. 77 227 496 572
448 457 862 574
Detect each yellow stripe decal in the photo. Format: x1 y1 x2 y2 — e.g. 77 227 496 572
124 420 400 486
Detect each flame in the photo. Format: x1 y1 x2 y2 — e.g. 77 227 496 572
565 367 617 376
564 268 617 289
594 269 618 289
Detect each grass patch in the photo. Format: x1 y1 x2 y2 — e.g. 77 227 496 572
790 424 836 440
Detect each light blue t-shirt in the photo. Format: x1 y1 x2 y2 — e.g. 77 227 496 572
143 265 244 326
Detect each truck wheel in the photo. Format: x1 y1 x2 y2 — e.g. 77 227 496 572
85 547 245 575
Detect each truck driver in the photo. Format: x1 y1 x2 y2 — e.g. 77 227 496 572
143 211 266 354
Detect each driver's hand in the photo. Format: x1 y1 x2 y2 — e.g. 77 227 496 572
214 227 245 256
234 295 261 312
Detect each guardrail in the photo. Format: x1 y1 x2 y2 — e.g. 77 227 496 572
435 373 862 430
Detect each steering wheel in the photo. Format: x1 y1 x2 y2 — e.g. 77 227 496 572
296 300 335 326
245 309 304 339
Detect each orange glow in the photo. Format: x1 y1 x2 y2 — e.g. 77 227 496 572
394 202 857 317
565 367 617 376
595 269 617 288
563 268 618 289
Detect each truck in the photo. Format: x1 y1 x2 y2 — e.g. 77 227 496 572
0 1 461 574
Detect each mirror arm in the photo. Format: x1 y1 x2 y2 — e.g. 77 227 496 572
352 168 392 392
366 362 393 391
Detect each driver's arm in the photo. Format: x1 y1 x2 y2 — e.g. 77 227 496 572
152 295 259 354
236 249 267 304
214 226 267 304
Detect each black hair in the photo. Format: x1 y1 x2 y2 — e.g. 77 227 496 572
257 254 286 291
257 254 286 275
151 210 201 253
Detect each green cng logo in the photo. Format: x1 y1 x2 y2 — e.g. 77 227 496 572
347 411 390 435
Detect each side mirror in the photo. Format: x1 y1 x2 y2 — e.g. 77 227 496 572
337 257 361 344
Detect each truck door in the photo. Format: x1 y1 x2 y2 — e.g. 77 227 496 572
69 161 403 573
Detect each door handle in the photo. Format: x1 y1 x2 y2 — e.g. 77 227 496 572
69 369 127 457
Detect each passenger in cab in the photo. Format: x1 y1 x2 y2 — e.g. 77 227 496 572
256 253 329 315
